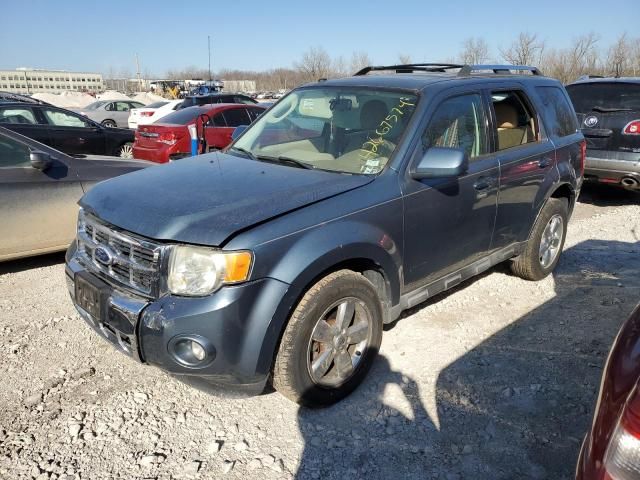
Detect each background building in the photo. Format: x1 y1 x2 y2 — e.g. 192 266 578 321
0 68 104 94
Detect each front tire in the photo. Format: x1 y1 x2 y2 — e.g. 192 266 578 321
273 270 383 407
510 197 568 280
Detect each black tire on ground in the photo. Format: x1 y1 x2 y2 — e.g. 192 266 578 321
510 197 569 281
273 270 383 407
102 119 116 128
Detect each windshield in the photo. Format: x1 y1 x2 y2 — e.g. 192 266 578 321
145 101 168 109
566 83 640 112
84 101 107 110
232 87 418 174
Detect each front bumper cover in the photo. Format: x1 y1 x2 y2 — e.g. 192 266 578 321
65 245 290 395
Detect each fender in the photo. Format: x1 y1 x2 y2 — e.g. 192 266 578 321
253 219 403 375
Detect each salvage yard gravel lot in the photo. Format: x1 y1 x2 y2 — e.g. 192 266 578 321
1 186 638 480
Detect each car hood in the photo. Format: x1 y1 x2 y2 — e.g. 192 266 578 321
80 152 373 246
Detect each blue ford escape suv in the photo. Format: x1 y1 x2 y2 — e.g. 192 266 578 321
66 64 584 407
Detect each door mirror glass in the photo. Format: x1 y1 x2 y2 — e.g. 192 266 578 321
412 147 468 179
231 125 248 140
30 151 52 171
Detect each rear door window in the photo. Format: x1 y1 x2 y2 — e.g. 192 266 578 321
222 108 251 127
211 113 226 127
247 107 264 121
490 90 539 151
0 107 37 124
41 108 91 128
566 83 640 113
536 86 578 138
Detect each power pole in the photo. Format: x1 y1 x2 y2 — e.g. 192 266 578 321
208 35 212 82
135 53 142 92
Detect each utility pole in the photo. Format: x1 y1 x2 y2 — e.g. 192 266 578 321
208 35 212 82
135 53 142 92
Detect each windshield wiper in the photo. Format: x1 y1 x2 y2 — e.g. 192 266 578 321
228 146 257 161
591 106 633 113
255 154 315 170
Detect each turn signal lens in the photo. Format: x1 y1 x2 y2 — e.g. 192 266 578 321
224 251 253 283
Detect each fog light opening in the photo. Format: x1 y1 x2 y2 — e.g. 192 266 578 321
169 335 215 368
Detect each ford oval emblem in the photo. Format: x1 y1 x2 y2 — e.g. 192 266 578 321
584 115 599 128
94 246 113 266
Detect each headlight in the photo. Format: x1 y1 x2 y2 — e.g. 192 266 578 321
167 246 253 296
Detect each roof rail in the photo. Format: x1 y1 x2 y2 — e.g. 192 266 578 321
457 64 543 76
354 63 543 77
354 63 464 76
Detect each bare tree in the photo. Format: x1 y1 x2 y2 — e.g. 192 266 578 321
499 32 544 66
606 33 631 77
350 51 372 73
333 55 348 77
542 32 600 83
398 53 412 64
460 37 490 64
295 46 332 81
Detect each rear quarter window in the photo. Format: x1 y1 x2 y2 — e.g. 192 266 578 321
536 86 578 138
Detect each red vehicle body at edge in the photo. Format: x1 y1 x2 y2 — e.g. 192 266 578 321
132 103 265 163
577 303 640 480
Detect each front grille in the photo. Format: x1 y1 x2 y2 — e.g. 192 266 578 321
76 212 163 297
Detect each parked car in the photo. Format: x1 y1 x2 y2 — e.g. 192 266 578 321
132 103 265 163
177 93 257 109
0 100 136 158
77 100 146 128
65 63 584 407
0 126 150 262
576 302 640 480
128 100 183 129
566 78 640 190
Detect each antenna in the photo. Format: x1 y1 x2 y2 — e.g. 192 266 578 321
135 53 142 92
208 35 212 82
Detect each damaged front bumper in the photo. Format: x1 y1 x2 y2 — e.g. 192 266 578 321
65 243 290 396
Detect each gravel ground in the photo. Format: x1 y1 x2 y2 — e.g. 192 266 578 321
1 184 639 480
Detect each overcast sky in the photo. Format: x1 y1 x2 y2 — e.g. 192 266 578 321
0 0 635 76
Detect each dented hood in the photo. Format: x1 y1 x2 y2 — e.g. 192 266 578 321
80 152 372 246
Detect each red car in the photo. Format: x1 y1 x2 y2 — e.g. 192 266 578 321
576 302 640 480
132 103 265 163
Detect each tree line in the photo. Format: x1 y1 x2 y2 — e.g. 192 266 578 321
162 32 639 91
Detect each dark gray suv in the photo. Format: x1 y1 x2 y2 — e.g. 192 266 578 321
65 64 584 407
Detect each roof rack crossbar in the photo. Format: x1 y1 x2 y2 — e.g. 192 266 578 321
354 63 464 76
353 63 543 77
457 64 543 76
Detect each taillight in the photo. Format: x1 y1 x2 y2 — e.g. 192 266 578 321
140 112 154 117
159 132 178 145
604 386 640 480
579 139 586 176
623 121 640 135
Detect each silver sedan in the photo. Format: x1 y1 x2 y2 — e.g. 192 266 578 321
76 100 145 128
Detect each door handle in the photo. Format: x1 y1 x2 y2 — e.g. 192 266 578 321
538 157 551 168
474 178 492 191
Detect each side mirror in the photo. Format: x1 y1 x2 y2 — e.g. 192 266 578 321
411 147 469 179
231 125 248 140
30 151 52 171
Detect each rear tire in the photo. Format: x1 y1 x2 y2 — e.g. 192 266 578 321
102 119 116 128
273 270 383 407
510 197 568 280
118 142 133 159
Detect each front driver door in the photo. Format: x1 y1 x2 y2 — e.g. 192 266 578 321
40 106 106 155
402 91 499 292
0 134 84 260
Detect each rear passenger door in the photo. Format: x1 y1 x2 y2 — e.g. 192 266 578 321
402 90 499 290
0 106 52 146
488 85 558 250
218 108 251 147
